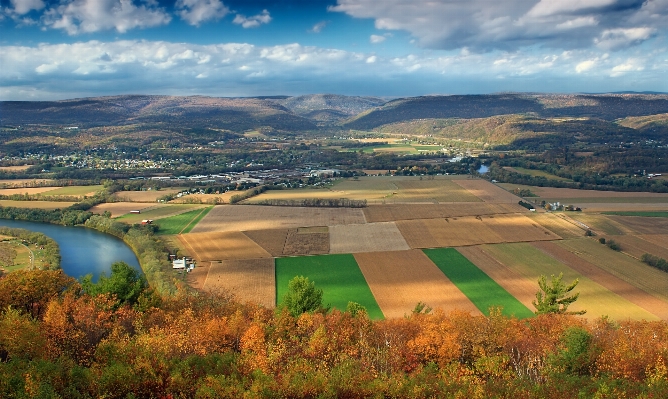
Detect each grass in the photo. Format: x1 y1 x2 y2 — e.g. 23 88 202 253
423 248 534 318
509 167 572 182
42 185 104 196
116 204 204 223
275 254 384 319
155 206 213 235
602 211 668 218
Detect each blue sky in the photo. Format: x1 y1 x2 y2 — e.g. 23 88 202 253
1 0 667 100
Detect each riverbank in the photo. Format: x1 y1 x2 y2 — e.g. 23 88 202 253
0 226 60 273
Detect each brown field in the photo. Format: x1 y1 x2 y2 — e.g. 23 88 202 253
639 235 668 250
0 165 31 172
354 250 481 318
329 222 410 254
555 238 668 303
177 232 271 262
390 179 483 203
574 203 668 212
566 213 633 235
532 241 668 320
283 227 329 256
362 169 391 175
527 213 586 238
170 192 238 204
190 205 366 233
606 215 668 235
202 258 275 307
482 242 658 321
0 200 77 209
453 179 521 203
498 184 668 200
0 187 60 195
396 214 558 248
609 235 668 260
113 189 181 202
363 203 526 223
457 246 539 311
242 229 289 257
0 179 54 188
88 202 159 218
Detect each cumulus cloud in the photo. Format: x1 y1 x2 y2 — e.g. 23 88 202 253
10 0 45 15
370 34 386 44
233 9 271 28
175 0 230 26
41 0 171 34
330 0 667 51
1 40 665 100
595 27 656 50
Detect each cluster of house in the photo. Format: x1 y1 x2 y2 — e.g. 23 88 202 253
171 256 196 272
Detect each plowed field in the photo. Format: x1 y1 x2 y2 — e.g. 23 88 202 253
363 203 525 223
202 258 275 307
0 200 77 209
113 189 181 202
532 241 668 320
555 238 668 303
243 229 289 257
0 187 60 195
89 202 158 218
396 214 558 248
606 215 668 235
329 222 410 254
178 231 271 261
483 242 659 321
454 179 520 203
283 227 330 256
190 205 366 232
354 250 481 318
610 235 668 260
527 213 586 238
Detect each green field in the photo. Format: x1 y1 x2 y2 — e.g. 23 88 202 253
510 167 572 182
155 206 213 235
116 204 204 223
423 248 534 318
602 211 668 218
42 185 104 196
275 254 384 319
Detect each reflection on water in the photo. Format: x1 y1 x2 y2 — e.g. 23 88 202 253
0 219 140 281
478 165 489 174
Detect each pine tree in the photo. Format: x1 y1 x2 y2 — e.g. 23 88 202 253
533 273 585 315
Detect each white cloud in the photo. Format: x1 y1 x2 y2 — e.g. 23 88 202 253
41 0 171 35
175 0 230 26
310 21 328 33
10 0 45 15
232 9 271 29
576 59 597 73
595 27 656 50
370 34 386 44
331 0 667 52
1 40 665 100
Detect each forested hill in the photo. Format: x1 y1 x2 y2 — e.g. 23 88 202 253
342 93 668 130
0 95 317 131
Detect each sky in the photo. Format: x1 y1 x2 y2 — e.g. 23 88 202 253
1 0 667 100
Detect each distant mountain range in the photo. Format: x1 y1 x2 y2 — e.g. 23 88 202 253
3 93 668 133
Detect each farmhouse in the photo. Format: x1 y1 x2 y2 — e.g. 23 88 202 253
172 258 186 269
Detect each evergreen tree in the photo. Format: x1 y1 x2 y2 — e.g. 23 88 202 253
533 273 585 315
282 276 323 317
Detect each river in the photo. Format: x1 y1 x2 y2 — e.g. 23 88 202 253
0 219 141 281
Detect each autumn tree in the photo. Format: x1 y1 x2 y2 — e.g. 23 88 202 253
282 276 323 317
533 273 585 315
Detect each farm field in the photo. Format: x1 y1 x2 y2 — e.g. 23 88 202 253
453 179 521 203
396 214 558 248
354 250 480 318
526 213 586 238
0 179 54 188
0 187 60 195
362 203 525 223
169 191 243 204
532 241 668 320
202 258 275 308
603 211 668 217
42 185 103 197
389 179 482 203
178 231 271 262
566 213 633 235
0 165 31 172
497 184 668 200
639 235 668 249
569 203 668 212
605 215 668 235
423 248 534 318
329 222 409 254
554 238 668 303
88 202 157 218
155 206 213 235
242 229 289 257
608 235 668 260
190 205 366 233
0 200 77 209
117 204 205 224
113 189 181 202
503 167 572 182
282 227 330 256
275 254 384 319
483 242 659 321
